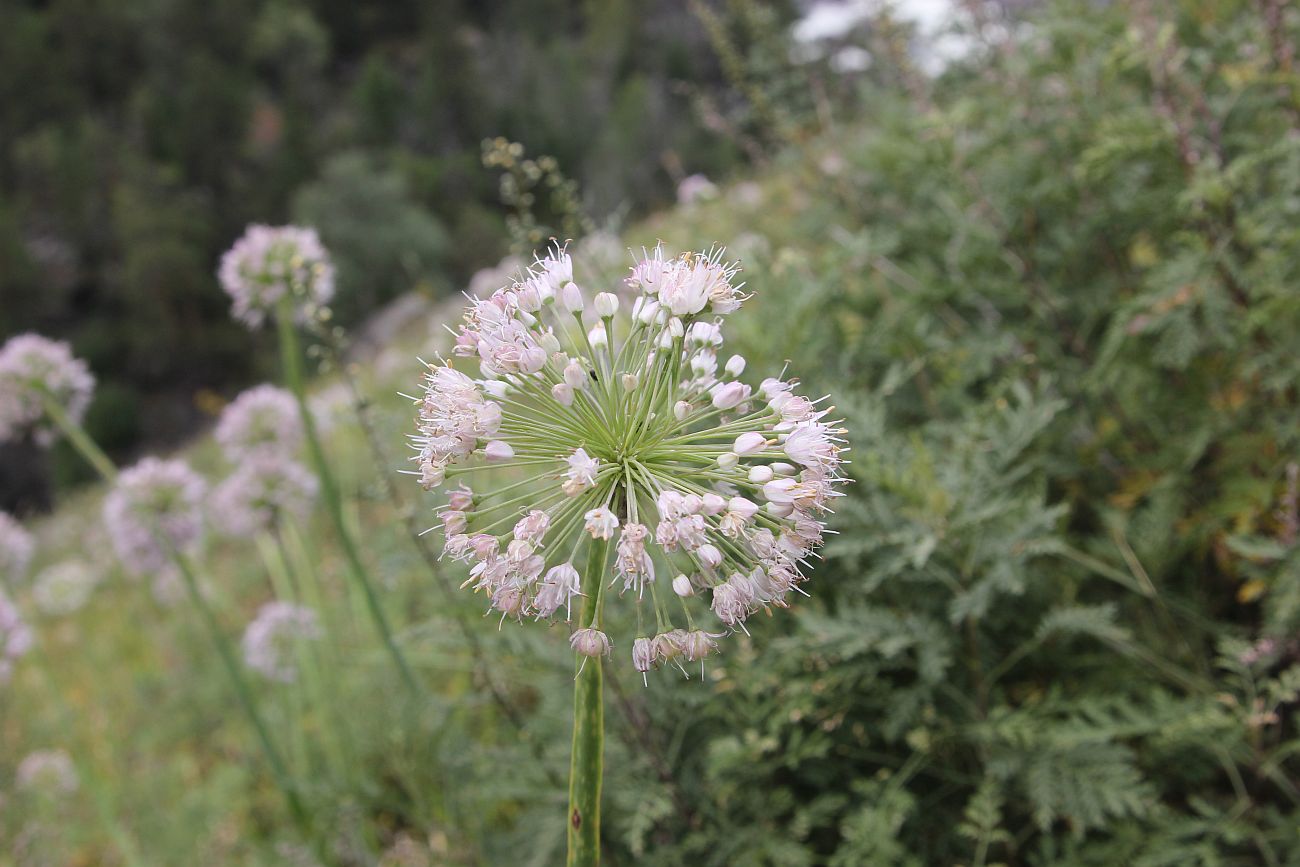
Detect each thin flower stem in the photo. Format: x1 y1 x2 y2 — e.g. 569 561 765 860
171 549 314 838
568 532 611 867
39 393 118 483
276 299 419 695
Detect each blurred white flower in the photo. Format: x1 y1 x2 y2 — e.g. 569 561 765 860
215 384 303 462
0 511 34 586
242 601 322 683
103 458 207 576
211 456 318 536
219 225 335 329
32 560 100 617
0 333 94 447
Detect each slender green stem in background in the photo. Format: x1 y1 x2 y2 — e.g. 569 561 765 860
40 393 117 483
172 550 312 833
568 534 610 867
275 299 418 695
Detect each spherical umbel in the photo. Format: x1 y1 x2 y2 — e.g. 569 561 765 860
410 244 849 680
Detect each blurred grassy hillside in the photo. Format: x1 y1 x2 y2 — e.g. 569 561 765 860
5 0 1300 864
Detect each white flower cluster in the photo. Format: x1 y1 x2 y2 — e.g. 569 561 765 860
214 384 303 461
103 457 207 576
412 244 847 680
241 601 322 683
1 588 33 684
32 560 101 617
15 749 79 795
218 225 335 329
0 333 95 446
0 511 34 586
212 454 318 536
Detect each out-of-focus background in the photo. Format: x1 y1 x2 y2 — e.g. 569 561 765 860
3 0 1300 864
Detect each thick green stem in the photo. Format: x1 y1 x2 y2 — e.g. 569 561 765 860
274 300 419 695
568 535 610 867
40 394 117 483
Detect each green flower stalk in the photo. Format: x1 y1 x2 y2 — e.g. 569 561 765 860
217 223 419 694
410 244 849 863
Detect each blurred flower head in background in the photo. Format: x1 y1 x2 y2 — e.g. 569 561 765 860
0 333 94 447
242 601 322 683
215 384 304 462
412 244 848 678
1 588 33 684
676 174 719 206
212 456 318 536
32 560 101 617
103 457 207 576
218 225 335 329
15 749 79 796
0 511 34 586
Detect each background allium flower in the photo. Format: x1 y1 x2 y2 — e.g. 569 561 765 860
32 560 101 617
218 224 335 329
411 244 848 678
103 457 207 576
15 749 79 796
676 173 719 206
214 385 303 461
212 456 318 536
242 601 322 683
1 588 33 684
0 333 95 446
0 511 34 586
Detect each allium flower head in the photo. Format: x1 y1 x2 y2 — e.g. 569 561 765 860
219 225 335 329
103 457 207 576
411 244 848 678
212 456 318 536
214 384 303 461
32 560 101 617
0 511 34 586
0 333 94 447
242 601 322 683
0 588 33 684
15 749 79 796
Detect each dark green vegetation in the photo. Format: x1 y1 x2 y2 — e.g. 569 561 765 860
0 0 761 489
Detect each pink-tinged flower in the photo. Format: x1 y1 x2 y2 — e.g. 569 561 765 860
534 563 582 620
410 243 846 674
211 456 318 536
584 507 620 540
214 384 303 461
571 627 611 658
241 601 322 682
103 457 207 576
0 588 33 684
0 333 95 447
676 173 718 206
564 448 601 496
15 749 79 795
0 511 34 585
219 225 335 329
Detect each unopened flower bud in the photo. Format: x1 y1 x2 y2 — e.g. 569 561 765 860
563 360 587 388
674 400 691 420
588 323 608 349
697 544 723 569
725 355 746 377
539 332 562 354
571 627 611 657
668 317 685 339
551 383 575 406
634 297 660 324
672 574 694 597
712 381 750 409
701 493 727 515
622 373 639 391
559 282 585 313
484 440 514 462
594 292 619 317
733 432 766 455
771 462 797 476
748 465 774 483
717 452 739 469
